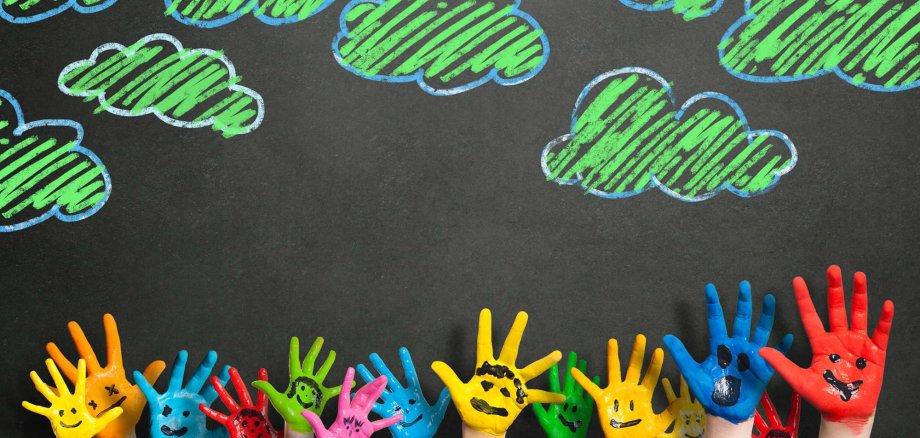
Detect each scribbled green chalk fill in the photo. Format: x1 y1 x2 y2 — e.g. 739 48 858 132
1 0 115 23
165 0 334 27
0 90 110 232
542 68 796 201
619 0 723 21
720 0 920 91
58 34 264 138
334 0 549 95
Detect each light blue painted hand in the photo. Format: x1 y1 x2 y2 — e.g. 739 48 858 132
663 281 793 424
355 347 451 438
134 350 231 438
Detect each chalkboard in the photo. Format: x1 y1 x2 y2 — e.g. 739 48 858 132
1 0 918 437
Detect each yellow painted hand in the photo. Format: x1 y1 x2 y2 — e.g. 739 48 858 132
46 314 166 438
571 335 673 437
22 359 123 438
656 377 704 438
431 309 565 436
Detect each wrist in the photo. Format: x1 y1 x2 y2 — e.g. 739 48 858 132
705 415 754 438
462 423 506 438
819 414 875 438
285 423 315 438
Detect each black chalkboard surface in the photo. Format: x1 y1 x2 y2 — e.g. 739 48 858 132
1 0 918 437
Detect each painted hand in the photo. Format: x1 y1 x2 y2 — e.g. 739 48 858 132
431 309 565 436
251 336 347 434
753 391 800 438
532 352 598 438
759 266 893 426
46 313 166 438
572 335 672 437
201 367 280 438
656 377 704 438
356 347 451 438
135 350 231 438
664 282 793 423
301 367 403 438
22 359 123 438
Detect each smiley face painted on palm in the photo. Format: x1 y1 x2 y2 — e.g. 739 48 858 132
556 401 585 432
86 382 128 421
709 342 760 407
468 362 527 417
154 398 208 437
343 416 366 436
287 377 323 410
675 409 704 438
230 408 272 438
56 406 84 430
820 351 867 402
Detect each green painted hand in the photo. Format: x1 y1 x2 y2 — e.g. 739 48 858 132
251 337 349 433
532 352 598 438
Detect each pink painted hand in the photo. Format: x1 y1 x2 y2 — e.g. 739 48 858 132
301 367 402 438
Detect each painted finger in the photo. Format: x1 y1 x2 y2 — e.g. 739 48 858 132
705 284 729 350
733 281 754 339
570 367 601 399
316 348 336 383
754 410 769 433
29 371 56 402
339 367 355 411
547 362 561 394
45 342 78 383
21 401 50 417
371 412 403 431
625 334 647 384
203 365 230 404
872 300 894 351
132 370 160 409
607 338 622 384
68 320 102 373
434 387 452 423
200 403 229 424
102 314 123 367
793 276 826 340
46 358 70 397
300 409 327 433
476 308 494 365
758 348 822 403
185 350 217 394
520 350 561 382
289 337 302 376
528 389 565 404
760 391 781 427
211 374 240 413
168 351 189 392
142 360 166 388
73 359 86 400
498 311 528 364
304 337 324 374
230 367 253 407
370 352 403 391
663 335 708 400
96 406 123 430
356 363 377 385
851 272 869 334
751 294 776 347
661 377 677 403
641 348 664 392
354 375 388 411
255 368 269 412
399 347 421 390
680 376 690 400
431 361 463 390
251 380 284 410
827 265 849 332
787 392 801 432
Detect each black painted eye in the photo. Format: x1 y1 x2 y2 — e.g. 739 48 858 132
88 400 98 410
182 411 190 417
829 354 841 363
409 399 417 405
629 400 634 411
856 358 867 369
686 419 690 425
70 408 77 414
613 400 619 412
394 405 401 412
480 381 494 391
58 410 64 417
163 405 172 417
572 406 578 413
717 345 732 368
500 388 511 397
242 420 248 427
738 353 751 372
563 403 569 411
255 421 260 427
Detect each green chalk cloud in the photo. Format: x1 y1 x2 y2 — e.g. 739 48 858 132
1 0 116 23
720 0 920 91
542 68 797 201
58 34 264 138
165 0 334 27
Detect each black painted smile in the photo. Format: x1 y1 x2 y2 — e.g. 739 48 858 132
558 415 581 432
609 418 642 428
712 376 741 406
160 425 188 436
470 398 509 416
59 420 83 429
823 370 862 402
99 396 127 415
400 414 423 428
296 394 315 410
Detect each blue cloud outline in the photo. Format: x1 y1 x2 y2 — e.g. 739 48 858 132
719 0 920 92
332 0 551 96
0 89 111 232
164 0 335 27
541 67 798 202
0 0 116 24
618 0 724 20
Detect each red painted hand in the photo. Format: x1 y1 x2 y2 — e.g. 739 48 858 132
753 391 800 437
200 367 280 438
759 265 894 427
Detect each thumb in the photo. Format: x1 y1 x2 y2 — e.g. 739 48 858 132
758 347 822 404
433 387 452 423
251 380 283 406
301 409 328 433
431 361 463 390
93 407 123 435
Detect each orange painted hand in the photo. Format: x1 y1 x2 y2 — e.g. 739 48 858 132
572 335 673 437
431 309 565 436
657 377 704 438
46 314 166 438
22 359 123 438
